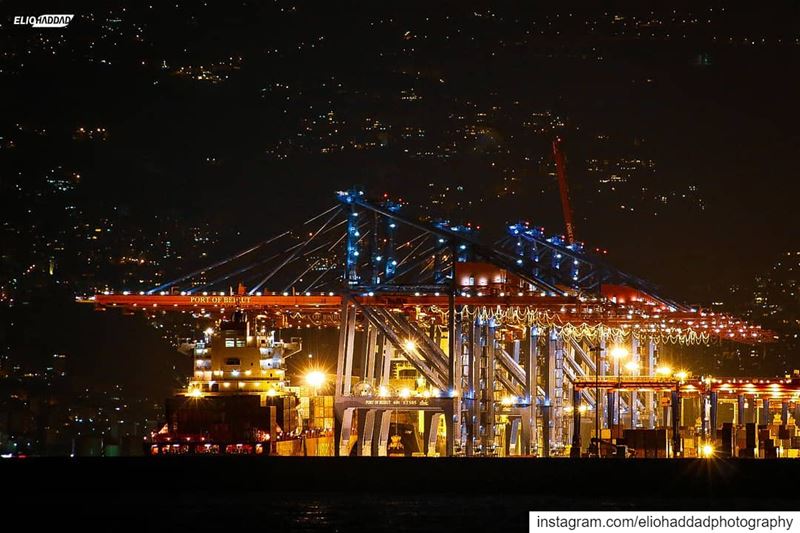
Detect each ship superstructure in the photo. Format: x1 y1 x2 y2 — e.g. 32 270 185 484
190 309 301 399
147 310 303 455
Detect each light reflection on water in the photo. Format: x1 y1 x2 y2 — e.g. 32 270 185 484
156 492 795 532
11 490 798 531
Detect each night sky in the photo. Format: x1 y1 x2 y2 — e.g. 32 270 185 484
4 3 800 290
2 2 800 392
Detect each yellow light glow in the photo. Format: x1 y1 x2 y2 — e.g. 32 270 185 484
501 396 515 407
578 404 588 414
399 387 411 399
378 385 390 398
702 443 714 458
610 346 629 359
676 370 689 381
266 388 277 397
188 388 202 398
403 339 417 352
563 405 574 413
656 365 672 376
305 370 326 389
624 361 640 372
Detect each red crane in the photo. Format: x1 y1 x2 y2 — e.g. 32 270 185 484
552 136 576 245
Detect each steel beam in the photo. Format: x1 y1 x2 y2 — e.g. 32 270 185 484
334 298 349 396
484 322 496 452
360 409 377 456
710 391 718 440
630 337 639 428
426 412 444 456
509 418 521 456
338 407 355 456
377 410 392 456
647 339 656 428
380 339 393 388
364 325 378 384
671 389 681 457
737 394 745 426
343 302 357 396
570 387 581 457
525 327 539 455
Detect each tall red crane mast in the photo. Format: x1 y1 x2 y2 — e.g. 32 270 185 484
552 136 576 245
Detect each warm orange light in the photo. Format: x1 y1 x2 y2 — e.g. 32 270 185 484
610 346 629 359
305 370 326 388
656 365 672 376
702 443 714 458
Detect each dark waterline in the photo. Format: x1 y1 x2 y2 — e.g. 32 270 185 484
4 457 799 532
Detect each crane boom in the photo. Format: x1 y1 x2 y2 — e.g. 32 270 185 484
552 136 576 244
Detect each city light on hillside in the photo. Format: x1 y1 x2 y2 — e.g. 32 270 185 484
4 1 794 484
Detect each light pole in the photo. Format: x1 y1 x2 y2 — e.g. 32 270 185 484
588 346 603 457
656 365 673 428
624 360 640 430
610 346 629 445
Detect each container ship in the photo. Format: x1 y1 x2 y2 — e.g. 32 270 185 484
145 310 334 455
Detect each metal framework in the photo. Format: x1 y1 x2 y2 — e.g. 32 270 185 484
84 187 775 457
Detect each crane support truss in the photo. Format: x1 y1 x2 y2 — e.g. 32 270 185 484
83 187 777 457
